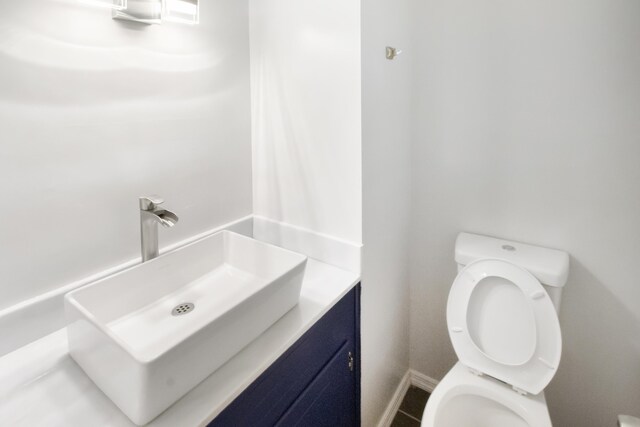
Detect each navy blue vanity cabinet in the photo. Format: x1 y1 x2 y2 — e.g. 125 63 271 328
209 284 361 427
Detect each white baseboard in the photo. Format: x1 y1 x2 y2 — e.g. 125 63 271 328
253 216 362 274
0 215 254 358
377 371 412 427
410 369 440 393
377 369 440 427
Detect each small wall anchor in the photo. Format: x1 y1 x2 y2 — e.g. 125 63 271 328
386 46 402 60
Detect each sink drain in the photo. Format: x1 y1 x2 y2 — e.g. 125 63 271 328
172 302 195 316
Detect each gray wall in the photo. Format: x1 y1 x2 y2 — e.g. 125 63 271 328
361 0 415 424
249 0 362 243
409 0 640 425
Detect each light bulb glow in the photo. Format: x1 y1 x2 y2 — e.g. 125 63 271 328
163 0 198 25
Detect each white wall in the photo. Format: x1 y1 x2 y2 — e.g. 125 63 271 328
0 0 252 310
248 4 424 427
249 0 362 244
410 1 640 425
361 0 415 425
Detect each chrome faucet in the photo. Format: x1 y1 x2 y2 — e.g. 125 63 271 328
139 195 179 262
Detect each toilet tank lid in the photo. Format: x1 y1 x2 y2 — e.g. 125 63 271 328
455 232 570 287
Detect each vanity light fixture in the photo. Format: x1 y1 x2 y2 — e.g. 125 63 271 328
112 0 162 25
163 0 199 25
110 0 198 25
79 0 127 10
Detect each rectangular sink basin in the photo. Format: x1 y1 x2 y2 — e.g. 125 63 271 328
65 231 307 425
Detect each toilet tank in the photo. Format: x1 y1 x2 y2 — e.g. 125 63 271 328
455 233 570 312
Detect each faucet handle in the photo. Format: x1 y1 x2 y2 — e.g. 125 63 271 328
139 195 164 211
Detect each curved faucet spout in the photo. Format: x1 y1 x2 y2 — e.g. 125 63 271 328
154 209 179 228
139 196 179 262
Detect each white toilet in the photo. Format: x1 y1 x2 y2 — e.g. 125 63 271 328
422 232 570 427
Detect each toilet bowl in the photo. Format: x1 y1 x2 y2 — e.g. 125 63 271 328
421 233 570 427
422 363 552 427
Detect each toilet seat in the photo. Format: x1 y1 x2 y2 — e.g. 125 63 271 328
421 362 553 427
447 258 561 395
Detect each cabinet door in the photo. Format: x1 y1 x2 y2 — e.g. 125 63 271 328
210 285 359 427
274 341 356 427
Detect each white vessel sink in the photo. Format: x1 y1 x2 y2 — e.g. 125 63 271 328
65 231 307 425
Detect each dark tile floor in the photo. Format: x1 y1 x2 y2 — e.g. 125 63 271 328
390 386 430 427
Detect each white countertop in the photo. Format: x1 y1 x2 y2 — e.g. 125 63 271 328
0 259 359 427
